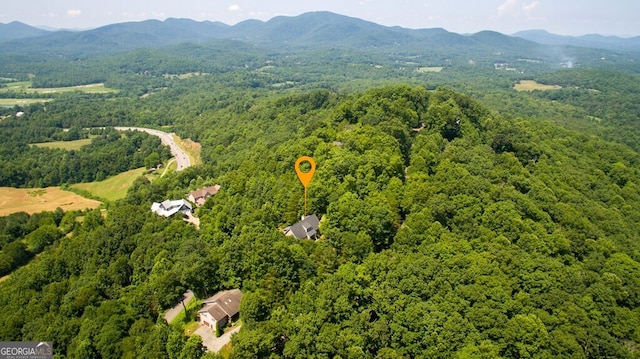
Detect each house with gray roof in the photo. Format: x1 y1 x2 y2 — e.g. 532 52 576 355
198 289 243 335
283 214 320 240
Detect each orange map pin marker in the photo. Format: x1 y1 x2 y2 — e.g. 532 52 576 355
295 156 316 188
295 156 316 216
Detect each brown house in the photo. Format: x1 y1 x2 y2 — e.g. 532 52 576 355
187 185 221 206
198 289 242 335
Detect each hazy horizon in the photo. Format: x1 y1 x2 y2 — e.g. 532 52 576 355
1 0 638 37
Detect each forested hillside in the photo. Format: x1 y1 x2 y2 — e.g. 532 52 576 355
0 84 639 358
1 12 640 359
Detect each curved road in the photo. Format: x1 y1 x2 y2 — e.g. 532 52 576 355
115 127 191 171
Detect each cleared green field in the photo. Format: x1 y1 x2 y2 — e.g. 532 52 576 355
1 82 117 94
32 138 93 150
0 98 51 106
514 80 561 92
163 72 208 79
71 167 147 202
416 66 444 73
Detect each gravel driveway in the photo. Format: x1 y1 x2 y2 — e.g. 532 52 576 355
195 324 242 353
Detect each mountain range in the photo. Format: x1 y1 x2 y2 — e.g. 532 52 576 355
1 11 639 58
512 29 640 52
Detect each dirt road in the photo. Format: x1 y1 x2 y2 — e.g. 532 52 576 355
115 127 191 171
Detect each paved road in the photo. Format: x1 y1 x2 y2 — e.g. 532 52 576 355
115 127 191 171
163 290 195 323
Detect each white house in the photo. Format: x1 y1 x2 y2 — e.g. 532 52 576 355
151 199 193 217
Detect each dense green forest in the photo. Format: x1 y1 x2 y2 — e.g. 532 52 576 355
1 84 639 358
1 14 640 359
0 128 171 187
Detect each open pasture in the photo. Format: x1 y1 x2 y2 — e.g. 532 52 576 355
71 167 147 202
0 98 51 106
0 82 117 94
0 187 101 216
514 80 561 92
31 138 93 151
416 66 444 73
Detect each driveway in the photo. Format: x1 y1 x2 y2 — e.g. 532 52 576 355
114 127 191 171
163 290 195 323
195 324 242 353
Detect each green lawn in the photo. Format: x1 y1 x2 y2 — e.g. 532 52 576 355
71 167 147 202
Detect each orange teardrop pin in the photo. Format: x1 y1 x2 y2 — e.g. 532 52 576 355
295 156 316 188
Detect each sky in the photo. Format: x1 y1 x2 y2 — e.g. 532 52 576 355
1 0 639 36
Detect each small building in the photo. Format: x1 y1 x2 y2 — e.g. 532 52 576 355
198 289 243 335
151 199 193 217
187 185 221 206
283 214 320 240
15 111 25 118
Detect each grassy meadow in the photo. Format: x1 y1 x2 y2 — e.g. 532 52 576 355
0 82 117 106
514 80 561 92
31 138 94 150
1 81 117 94
0 98 51 106
0 187 102 216
416 66 444 73
71 167 147 202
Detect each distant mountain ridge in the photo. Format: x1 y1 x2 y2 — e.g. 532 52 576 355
512 29 640 52
0 21 50 41
1 12 639 57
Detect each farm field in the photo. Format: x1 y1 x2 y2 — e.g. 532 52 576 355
416 66 444 73
0 187 102 216
71 167 147 202
514 80 562 92
0 81 117 94
0 98 51 106
31 137 93 150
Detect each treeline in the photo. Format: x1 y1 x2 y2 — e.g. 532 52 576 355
0 128 171 187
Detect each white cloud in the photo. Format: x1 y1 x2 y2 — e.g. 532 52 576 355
228 5 241 12
497 0 518 16
523 1 540 12
66 9 82 17
497 0 540 17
